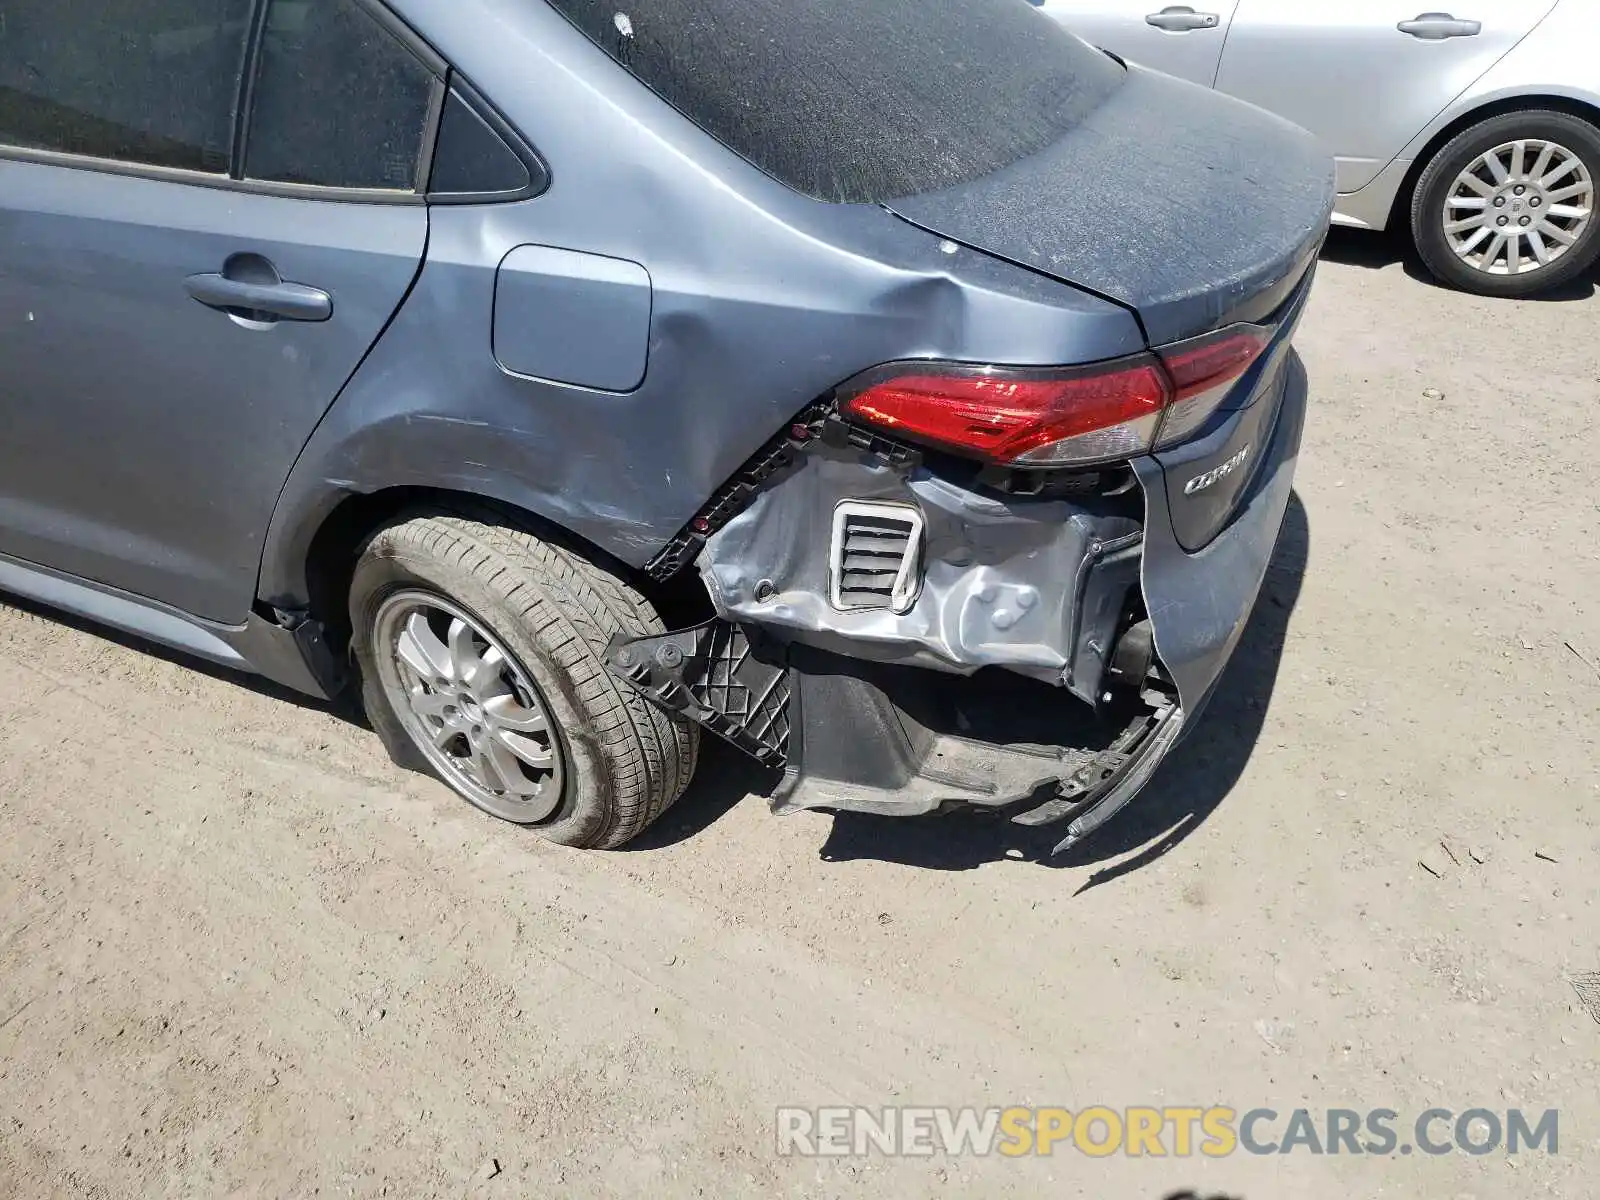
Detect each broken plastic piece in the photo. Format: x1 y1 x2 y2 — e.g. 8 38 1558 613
1051 700 1184 854
772 646 1086 818
608 620 790 766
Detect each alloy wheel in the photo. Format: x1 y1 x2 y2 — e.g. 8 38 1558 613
372 590 565 822
1443 139 1594 277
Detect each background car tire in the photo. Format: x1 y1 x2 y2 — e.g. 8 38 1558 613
349 509 698 849
1411 109 1600 298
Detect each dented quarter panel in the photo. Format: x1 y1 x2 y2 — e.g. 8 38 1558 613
243 0 1323 800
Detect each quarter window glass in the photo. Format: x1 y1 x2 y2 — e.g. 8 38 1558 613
428 87 533 198
0 0 252 172
246 0 435 191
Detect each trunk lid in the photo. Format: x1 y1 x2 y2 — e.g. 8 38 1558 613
887 65 1335 347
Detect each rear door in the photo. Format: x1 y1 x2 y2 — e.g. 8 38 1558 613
1214 0 1558 193
0 0 438 623
1035 0 1240 86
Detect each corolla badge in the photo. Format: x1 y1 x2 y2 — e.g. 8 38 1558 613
1184 444 1252 495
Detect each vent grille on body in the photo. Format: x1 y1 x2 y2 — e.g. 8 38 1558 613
829 501 925 614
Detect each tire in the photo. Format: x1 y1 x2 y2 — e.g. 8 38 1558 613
1411 109 1600 298
349 509 698 849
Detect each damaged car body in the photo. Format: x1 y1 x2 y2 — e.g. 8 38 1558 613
572 0 1332 853
610 272 1314 853
0 0 1332 853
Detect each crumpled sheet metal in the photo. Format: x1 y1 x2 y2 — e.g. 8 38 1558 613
697 441 1140 684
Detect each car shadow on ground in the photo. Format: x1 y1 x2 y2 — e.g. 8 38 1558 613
1319 224 1598 300
802 492 1310 883
623 737 780 850
0 593 360 722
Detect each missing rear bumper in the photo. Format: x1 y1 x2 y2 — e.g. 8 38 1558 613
607 626 1179 854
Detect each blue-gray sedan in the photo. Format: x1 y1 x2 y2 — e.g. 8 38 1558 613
0 0 1332 852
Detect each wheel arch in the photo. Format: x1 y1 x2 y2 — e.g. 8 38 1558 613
1387 91 1600 231
275 484 712 658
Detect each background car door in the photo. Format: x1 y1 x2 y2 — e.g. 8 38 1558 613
0 0 437 624
1033 0 1240 86
1214 0 1560 193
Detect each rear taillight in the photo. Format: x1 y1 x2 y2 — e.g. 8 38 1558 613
840 327 1268 468
1154 328 1268 450
842 358 1168 468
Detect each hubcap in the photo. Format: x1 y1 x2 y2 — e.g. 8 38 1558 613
1444 139 1593 277
373 591 564 823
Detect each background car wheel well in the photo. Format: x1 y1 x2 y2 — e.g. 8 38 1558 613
299 486 714 662
1388 93 1600 231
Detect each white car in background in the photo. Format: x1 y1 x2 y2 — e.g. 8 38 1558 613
1035 0 1600 296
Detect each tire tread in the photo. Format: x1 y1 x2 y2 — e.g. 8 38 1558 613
353 509 696 849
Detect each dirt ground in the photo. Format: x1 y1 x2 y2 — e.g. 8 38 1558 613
2 230 1598 1199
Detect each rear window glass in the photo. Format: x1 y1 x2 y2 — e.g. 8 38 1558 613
544 0 1125 203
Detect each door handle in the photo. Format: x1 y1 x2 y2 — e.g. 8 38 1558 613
1397 12 1482 38
1145 6 1221 31
184 255 332 325
184 274 332 322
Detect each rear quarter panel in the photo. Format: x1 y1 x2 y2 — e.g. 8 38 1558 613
256 0 1143 607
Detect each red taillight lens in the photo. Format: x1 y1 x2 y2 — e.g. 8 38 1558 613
1154 329 1268 449
841 327 1271 468
842 358 1171 468
1163 331 1267 400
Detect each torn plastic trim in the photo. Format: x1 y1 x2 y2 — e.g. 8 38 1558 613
607 621 790 767
694 425 1143 700
770 645 1101 819
1049 700 1184 855
767 662 1180 840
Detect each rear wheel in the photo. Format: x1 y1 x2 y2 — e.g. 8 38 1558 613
1411 110 1600 298
349 510 698 848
